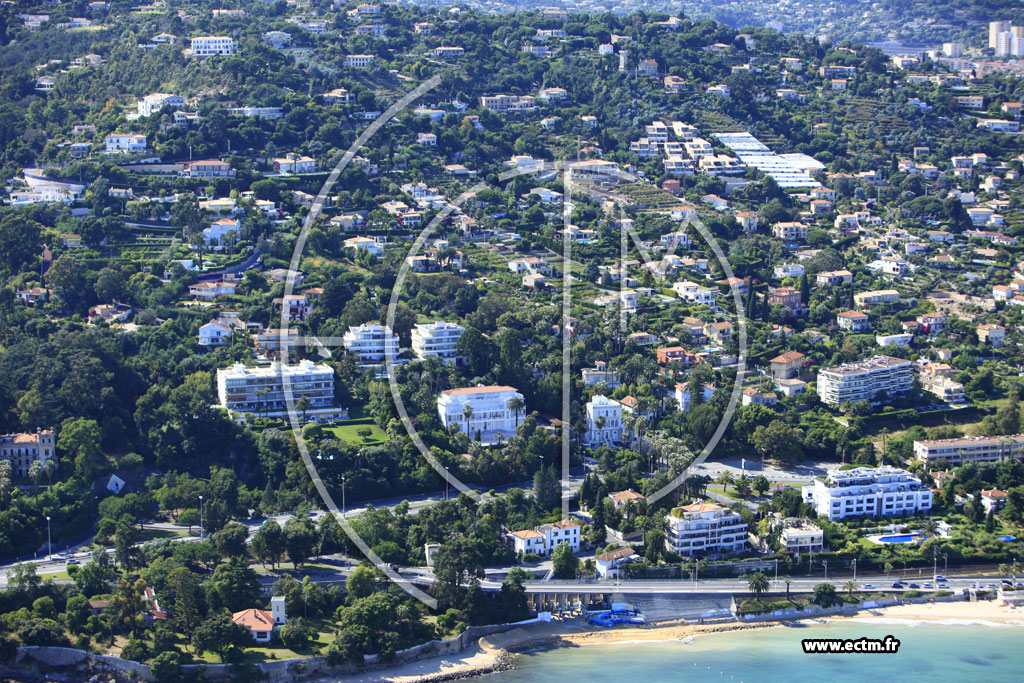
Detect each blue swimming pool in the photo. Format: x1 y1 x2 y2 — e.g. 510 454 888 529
876 533 921 544
998 535 1017 542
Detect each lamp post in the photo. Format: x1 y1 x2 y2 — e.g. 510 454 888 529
341 476 346 519
198 495 204 540
852 558 857 583
444 466 449 501
943 552 948 577
46 516 51 561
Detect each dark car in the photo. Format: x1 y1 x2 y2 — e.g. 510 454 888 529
891 582 904 588
908 583 920 589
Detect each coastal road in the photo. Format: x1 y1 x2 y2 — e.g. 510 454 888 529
480 574 1011 595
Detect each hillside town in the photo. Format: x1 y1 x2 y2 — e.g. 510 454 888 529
3 0 1024 680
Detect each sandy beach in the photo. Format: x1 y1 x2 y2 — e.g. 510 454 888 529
336 599 1024 682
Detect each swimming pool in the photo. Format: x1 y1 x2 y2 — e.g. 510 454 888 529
998 535 1017 542
876 533 921 544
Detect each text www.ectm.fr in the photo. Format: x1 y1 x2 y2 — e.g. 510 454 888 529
802 636 901 654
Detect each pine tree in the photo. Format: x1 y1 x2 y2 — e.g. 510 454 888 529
588 499 607 547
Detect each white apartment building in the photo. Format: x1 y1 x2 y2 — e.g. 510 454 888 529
816 355 913 407
584 395 623 448
411 321 464 362
802 466 933 521
342 323 400 366
509 519 582 556
137 93 185 117
190 36 236 57
0 429 56 479
344 54 375 68
913 434 1024 466
773 222 809 240
775 519 824 555
663 503 747 557
104 134 147 153
215 360 346 423
437 385 524 442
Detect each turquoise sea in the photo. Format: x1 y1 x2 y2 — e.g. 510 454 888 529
487 621 1024 682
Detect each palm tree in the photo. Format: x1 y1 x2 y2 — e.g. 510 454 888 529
462 405 474 431
748 571 770 599
622 410 638 445
507 396 525 431
28 461 43 491
844 580 857 598
784 578 792 601
44 459 55 490
296 396 312 423
919 517 940 540
718 471 734 493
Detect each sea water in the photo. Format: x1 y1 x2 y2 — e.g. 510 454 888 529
487 621 1024 682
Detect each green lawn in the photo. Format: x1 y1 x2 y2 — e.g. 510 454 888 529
325 418 387 446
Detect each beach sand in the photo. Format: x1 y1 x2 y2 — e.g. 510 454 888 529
336 599 1024 682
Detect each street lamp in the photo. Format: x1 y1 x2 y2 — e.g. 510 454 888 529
45 516 51 561
341 476 346 519
852 558 857 583
444 466 449 501
198 496 204 540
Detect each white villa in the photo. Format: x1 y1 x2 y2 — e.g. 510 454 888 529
584 395 623 448
437 385 524 442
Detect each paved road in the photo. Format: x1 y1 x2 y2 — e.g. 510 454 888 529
483 574 1009 595
0 471 586 586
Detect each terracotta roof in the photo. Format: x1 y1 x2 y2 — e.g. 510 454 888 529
838 310 868 318
232 609 275 632
982 489 1008 498
609 489 644 503
770 351 805 364
596 547 637 563
509 528 544 540
442 385 518 396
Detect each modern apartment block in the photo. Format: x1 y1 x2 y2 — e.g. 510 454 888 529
990 20 1024 57
190 36 236 57
584 395 623 448
215 360 346 423
776 519 824 555
342 323 400 367
913 434 1024 466
816 355 913 406
437 385 524 442
802 467 933 521
411 321 464 362
663 502 747 557
0 428 56 478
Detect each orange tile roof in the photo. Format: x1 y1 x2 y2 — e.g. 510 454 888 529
232 609 275 632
